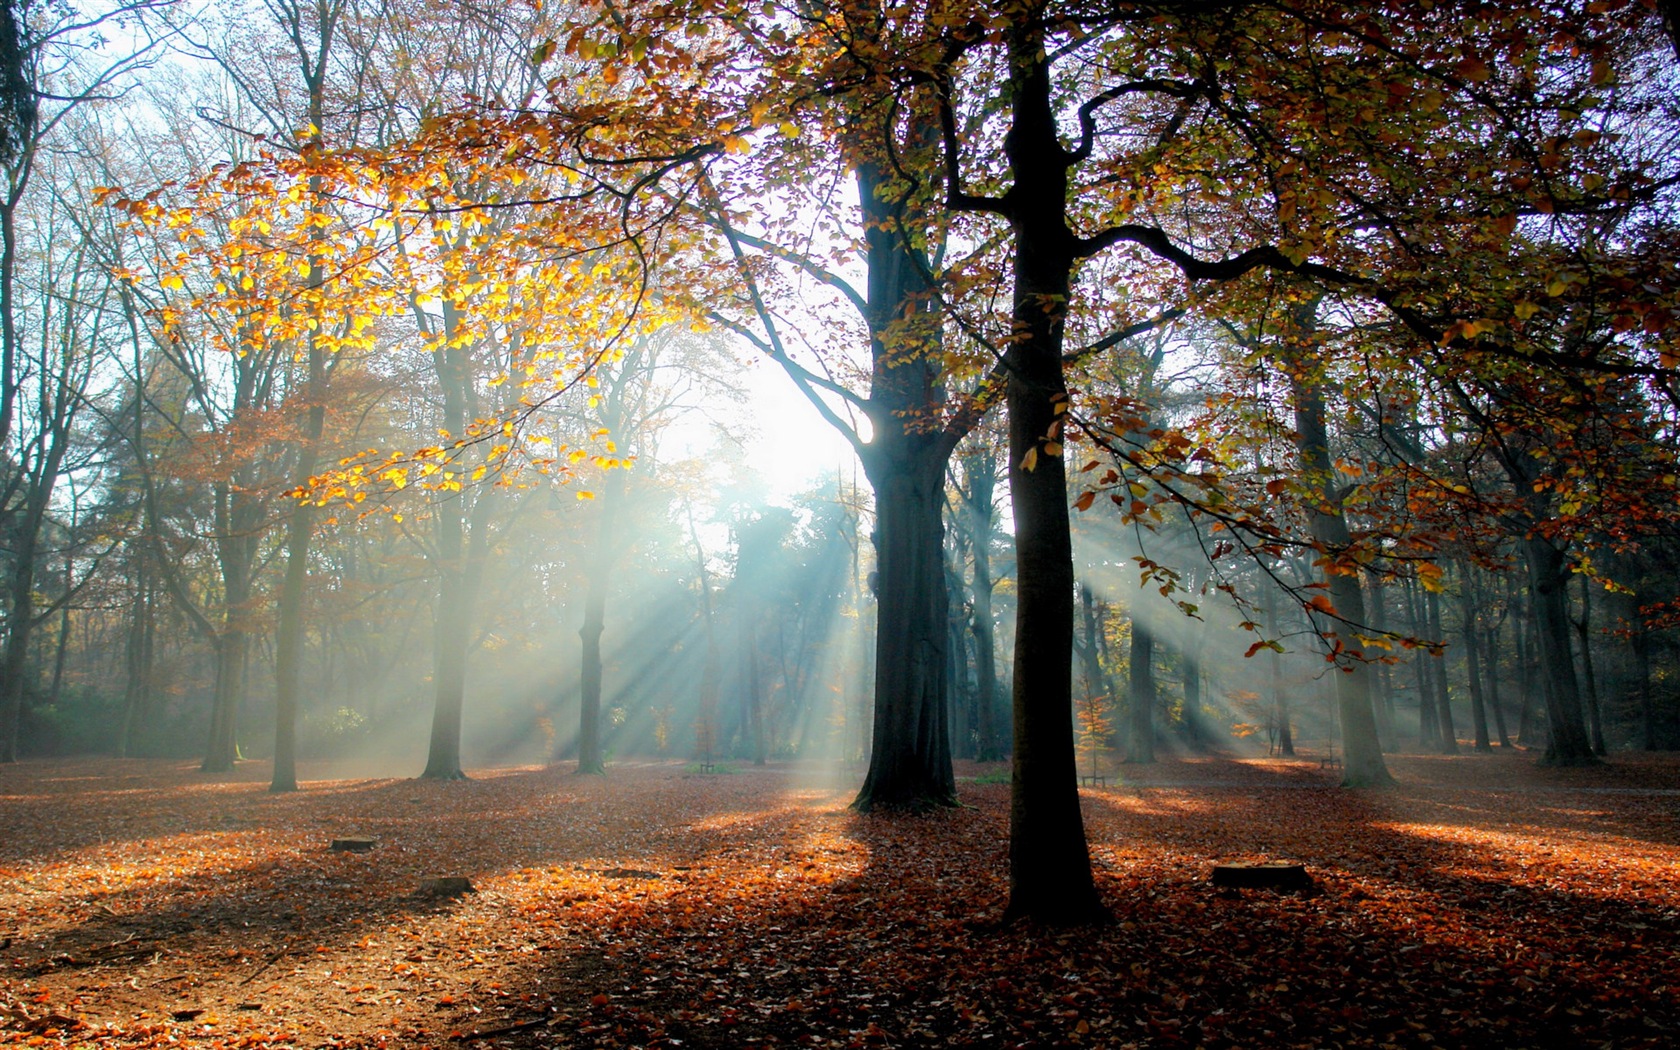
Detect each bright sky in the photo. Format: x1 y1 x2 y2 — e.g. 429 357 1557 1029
739 355 863 500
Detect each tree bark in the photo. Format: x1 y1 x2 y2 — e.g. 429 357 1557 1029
576 467 626 776
1286 318 1391 787
854 454 954 806
1427 588 1456 753
1572 573 1607 756
1125 618 1155 764
962 448 1002 762
1264 577 1293 756
849 158 961 811
1460 565 1492 753
1524 537 1596 765
270 353 323 792
996 22 1106 924
1485 609 1512 748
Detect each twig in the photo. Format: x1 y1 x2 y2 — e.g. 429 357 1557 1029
239 945 290 987
450 1017 547 1042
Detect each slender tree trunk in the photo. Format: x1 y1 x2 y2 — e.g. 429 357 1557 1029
1364 570 1395 750
1427 588 1456 753
271 13 339 788
270 358 323 793
1573 574 1607 756
1407 580 1436 750
1460 566 1492 752
1515 589 1538 747
576 468 626 776
964 449 1001 762
995 25 1106 925
120 570 155 757
1632 629 1654 750
1286 320 1391 787
202 631 247 772
1485 612 1512 748
1264 578 1293 756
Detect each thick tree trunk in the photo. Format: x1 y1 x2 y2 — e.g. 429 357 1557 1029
854 456 955 807
201 631 246 772
1524 537 1596 765
1125 619 1155 764
849 156 960 810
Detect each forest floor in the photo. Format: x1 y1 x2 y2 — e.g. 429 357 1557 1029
2 750 1678 1049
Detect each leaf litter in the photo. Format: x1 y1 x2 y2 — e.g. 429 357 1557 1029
1 753 1676 1048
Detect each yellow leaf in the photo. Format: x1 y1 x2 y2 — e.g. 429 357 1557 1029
576 489 595 500
1020 447 1038 472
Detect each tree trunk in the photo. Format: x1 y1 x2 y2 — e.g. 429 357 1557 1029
1460 566 1492 753
1524 537 1595 765
1265 577 1293 756
854 455 955 807
964 450 1002 762
119 569 156 757
1485 610 1512 748
270 360 324 793
1182 642 1205 751
1363 570 1395 751
997 25 1105 924
576 467 626 776
201 630 247 772
1427 588 1456 753
849 156 960 810
1125 618 1155 764
1407 580 1436 750
1286 323 1391 787
1573 574 1607 756
0 548 35 762
1515 589 1539 747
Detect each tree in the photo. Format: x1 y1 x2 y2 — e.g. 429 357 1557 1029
0 4 169 762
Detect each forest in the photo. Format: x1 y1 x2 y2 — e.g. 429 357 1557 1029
2 0 1680 1019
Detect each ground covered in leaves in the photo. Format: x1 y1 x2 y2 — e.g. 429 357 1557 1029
2 751 1678 1049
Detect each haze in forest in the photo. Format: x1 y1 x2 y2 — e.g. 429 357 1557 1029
0 0 1676 931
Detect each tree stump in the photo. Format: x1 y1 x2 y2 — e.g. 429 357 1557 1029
330 837 376 853
416 876 475 898
1211 861 1311 891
